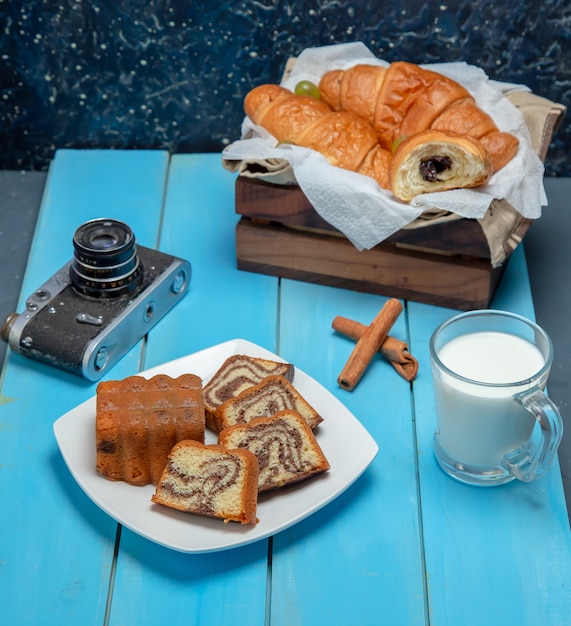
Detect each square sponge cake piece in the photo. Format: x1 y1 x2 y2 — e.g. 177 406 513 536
152 440 259 525
96 373 205 486
218 409 330 493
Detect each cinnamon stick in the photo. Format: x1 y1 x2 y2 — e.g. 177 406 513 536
332 316 419 382
337 298 403 391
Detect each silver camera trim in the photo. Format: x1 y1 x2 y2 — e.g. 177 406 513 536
81 257 190 380
5 257 191 381
7 263 73 353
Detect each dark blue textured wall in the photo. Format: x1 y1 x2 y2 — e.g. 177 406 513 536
1 0 569 175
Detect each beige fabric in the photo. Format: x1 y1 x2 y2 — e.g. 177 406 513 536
478 199 530 266
226 157 298 186
478 92 566 265
507 91 567 161
223 87 566 267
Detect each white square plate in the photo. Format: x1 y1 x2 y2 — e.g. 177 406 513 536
53 339 378 553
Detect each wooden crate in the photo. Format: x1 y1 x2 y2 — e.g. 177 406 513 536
230 73 566 310
233 99 566 309
234 176 521 310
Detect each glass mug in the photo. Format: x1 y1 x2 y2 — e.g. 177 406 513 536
429 309 564 486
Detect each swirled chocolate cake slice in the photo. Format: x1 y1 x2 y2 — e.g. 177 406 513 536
213 375 323 433
218 410 330 492
203 354 294 431
151 440 259 525
96 374 205 486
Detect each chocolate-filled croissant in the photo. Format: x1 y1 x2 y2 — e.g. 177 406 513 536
390 130 493 202
319 62 519 174
244 84 392 189
431 97 519 172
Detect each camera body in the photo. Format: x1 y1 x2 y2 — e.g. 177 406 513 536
1 219 191 381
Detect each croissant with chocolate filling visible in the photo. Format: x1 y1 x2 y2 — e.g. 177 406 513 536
319 61 519 174
390 130 493 202
244 84 392 190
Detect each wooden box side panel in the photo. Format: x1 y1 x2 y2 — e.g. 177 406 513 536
235 177 334 229
236 218 504 310
235 177 493 259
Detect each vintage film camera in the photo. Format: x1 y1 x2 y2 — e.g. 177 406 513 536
0 218 191 381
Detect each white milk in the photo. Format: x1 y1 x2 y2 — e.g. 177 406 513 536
433 331 546 467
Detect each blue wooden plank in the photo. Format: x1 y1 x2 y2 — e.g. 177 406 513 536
408 246 571 626
0 149 170 625
272 282 426 626
108 533 269 626
142 152 281 365
106 154 273 625
5 149 568 626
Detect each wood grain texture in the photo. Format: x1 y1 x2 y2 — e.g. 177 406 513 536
3 151 570 626
273 282 426 626
407 245 571 626
235 175 494 258
0 149 171 624
142 154 281 367
106 153 272 625
236 217 504 309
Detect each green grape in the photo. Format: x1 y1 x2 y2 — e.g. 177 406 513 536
294 80 321 99
391 135 408 154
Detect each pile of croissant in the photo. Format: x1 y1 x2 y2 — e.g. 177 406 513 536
244 62 519 202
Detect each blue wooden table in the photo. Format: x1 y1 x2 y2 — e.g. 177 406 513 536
1 150 570 626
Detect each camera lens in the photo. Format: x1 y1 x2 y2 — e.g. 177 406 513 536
70 218 143 298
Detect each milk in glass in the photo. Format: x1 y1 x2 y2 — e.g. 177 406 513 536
433 331 545 467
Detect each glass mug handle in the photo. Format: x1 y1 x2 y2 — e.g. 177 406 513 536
501 389 564 482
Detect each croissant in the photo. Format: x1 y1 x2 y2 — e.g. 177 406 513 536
244 84 392 189
319 62 519 174
390 130 493 202
318 64 387 127
476 132 519 173
431 96 519 172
